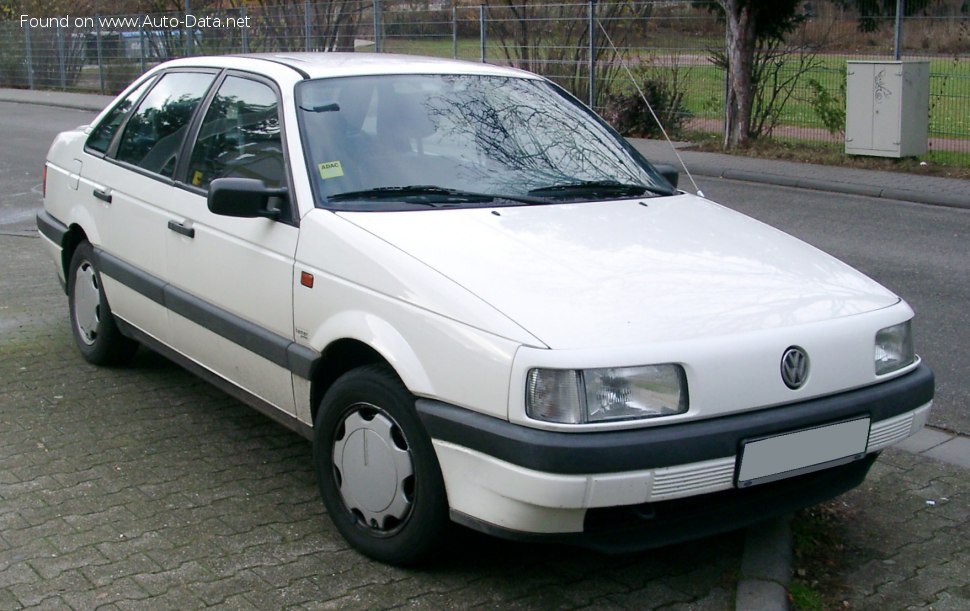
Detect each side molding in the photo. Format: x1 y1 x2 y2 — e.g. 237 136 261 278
95 248 320 380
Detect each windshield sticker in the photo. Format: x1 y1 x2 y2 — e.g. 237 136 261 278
318 160 344 180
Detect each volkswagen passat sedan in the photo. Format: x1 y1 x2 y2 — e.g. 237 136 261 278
38 53 934 565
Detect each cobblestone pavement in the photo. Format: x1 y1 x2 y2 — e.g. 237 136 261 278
808 448 970 609
1 233 741 608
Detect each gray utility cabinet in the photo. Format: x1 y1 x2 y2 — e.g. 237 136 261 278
845 61 930 158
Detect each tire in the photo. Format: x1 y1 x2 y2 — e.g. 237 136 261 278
313 365 449 565
67 241 138 365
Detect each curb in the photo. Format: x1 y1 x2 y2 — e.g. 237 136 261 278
687 164 970 210
737 516 792 611
0 90 112 113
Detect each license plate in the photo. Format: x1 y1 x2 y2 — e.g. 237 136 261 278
737 417 870 488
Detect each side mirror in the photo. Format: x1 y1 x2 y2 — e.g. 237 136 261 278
207 177 287 220
653 163 680 190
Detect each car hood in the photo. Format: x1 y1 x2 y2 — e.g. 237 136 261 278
337 194 899 349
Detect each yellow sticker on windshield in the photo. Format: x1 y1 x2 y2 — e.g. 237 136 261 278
318 160 344 180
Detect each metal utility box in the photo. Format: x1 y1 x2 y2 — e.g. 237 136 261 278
845 61 930 158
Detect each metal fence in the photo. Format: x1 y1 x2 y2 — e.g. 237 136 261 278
3 1 968 165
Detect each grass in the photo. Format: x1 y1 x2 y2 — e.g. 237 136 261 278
382 37 970 167
790 504 846 610
684 130 970 178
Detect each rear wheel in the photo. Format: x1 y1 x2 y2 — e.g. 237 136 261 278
313 365 449 565
67 241 137 365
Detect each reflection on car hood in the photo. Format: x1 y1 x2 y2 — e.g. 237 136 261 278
337 194 899 349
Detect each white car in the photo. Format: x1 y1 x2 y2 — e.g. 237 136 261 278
38 53 934 565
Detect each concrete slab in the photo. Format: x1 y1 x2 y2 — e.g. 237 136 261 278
922 437 970 469
895 427 955 454
735 580 789 611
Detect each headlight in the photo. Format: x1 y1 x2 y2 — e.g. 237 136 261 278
526 364 688 424
875 321 915 375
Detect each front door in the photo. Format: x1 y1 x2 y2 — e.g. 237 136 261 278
164 73 299 414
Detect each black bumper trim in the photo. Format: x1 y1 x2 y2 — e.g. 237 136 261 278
416 363 933 475
36 210 68 245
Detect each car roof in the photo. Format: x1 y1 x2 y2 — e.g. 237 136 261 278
158 52 543 81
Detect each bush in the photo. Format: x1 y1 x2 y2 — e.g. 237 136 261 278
601 72 692 139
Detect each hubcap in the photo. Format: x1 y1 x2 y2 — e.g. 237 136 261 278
332 405 414 532
73 261 101 346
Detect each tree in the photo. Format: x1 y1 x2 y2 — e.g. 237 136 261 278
710 0 805 148
489 0 637 109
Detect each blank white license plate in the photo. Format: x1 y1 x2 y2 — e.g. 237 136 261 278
737 417 870 488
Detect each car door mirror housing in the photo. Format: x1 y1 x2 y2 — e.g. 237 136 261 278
207 177 287 220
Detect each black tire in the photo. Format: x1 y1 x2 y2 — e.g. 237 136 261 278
313 365 449 565
67 241 138 365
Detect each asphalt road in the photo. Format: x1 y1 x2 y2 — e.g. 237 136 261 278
0 103 95 234
2 100 966 435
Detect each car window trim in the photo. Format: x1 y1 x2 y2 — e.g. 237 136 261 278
175 69 300 228
101 67 221 181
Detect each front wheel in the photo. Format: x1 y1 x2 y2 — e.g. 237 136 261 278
67 241 137 365
313 365 449 565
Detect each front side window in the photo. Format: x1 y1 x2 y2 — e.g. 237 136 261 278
115 71 215 178
86 76 155 154
187 76 283 190
296 74 671 210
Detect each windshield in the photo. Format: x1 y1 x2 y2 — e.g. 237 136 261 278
296 73 673 210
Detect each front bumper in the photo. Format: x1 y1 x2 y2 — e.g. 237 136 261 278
417 364 934 549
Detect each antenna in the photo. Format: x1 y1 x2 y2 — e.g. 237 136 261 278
596 21 704 197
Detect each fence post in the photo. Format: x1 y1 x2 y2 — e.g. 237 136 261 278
304 0 311 51
452 5 458 59
56 22 66 88
588 0 596 108
95 14 105 94
24 24 34 90
373 0 382 53
893 0 904 60
241 5 249 53
140 24 146 74
185 0 193 56
479 4 486 63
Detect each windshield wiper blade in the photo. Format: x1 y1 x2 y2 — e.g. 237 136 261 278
527 180 671 198
327 185 549 206
327 185 493 205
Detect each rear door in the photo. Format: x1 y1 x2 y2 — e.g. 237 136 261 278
80 70 216 342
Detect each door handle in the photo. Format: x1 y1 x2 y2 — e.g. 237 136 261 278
167 220 195 238
93 188 112 203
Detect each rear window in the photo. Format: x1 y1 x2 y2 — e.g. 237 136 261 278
115 72 216 178
85 76 155 154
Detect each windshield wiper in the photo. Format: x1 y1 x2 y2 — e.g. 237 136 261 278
527 180 672 198
327 185 549 206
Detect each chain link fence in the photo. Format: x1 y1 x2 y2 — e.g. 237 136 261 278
3 1 968 165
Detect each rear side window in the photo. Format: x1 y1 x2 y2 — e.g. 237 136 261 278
187 76 283 190
86 77 155 154
115 72 216 178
